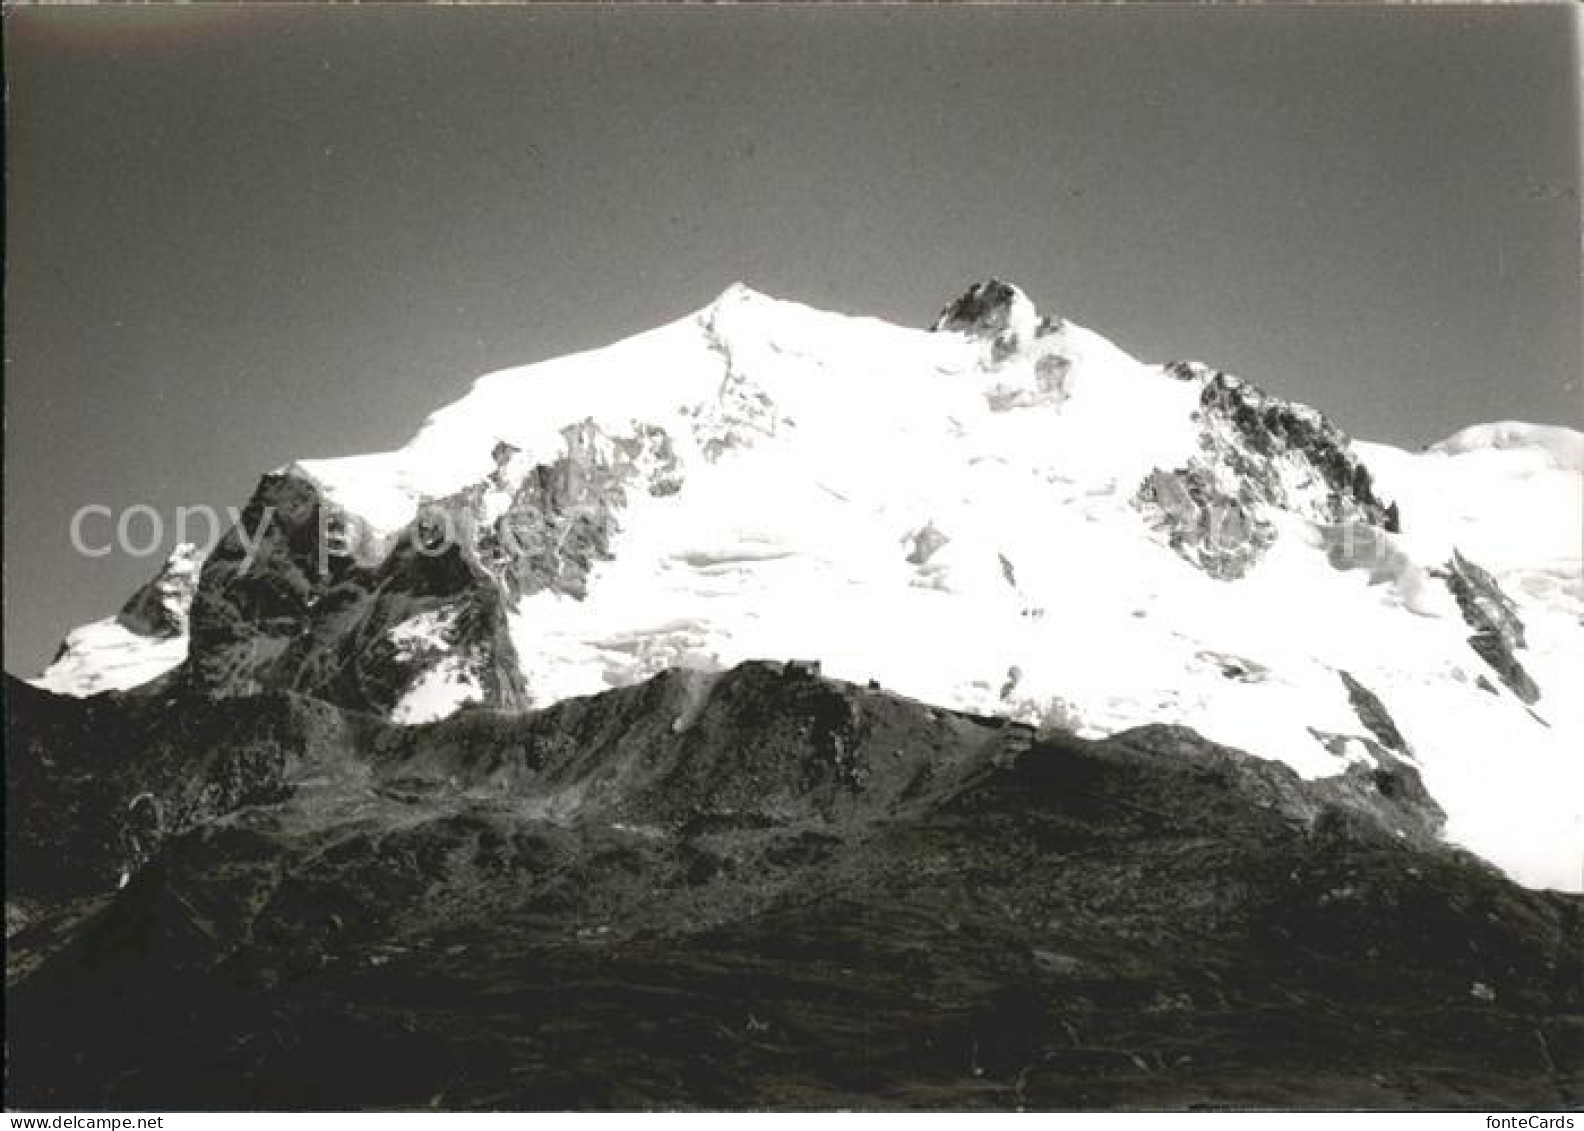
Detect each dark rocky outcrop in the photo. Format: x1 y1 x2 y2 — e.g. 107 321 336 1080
180 470 527 715
185 471 330 695
906 522 951 566
1196 372 1396 531
1163 360 1215 384
1339 670 1411 756
1440 551 1528 650
7 665 1580 1110
1135 465 1277 580
1436 551 1540 704
1137 367 1398 579
930 278 1029 339
1466 634 1541 704
114 543 202 639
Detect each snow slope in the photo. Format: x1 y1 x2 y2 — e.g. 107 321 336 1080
34 543 200 696
31 283 1584 891
31 618 190 698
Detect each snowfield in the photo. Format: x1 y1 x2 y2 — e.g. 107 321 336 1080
31 617 190 698
33 283 1584 891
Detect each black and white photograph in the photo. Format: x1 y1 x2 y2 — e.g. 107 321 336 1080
4 2 1582 1115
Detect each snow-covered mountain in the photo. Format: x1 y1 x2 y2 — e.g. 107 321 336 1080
31 281 1584 891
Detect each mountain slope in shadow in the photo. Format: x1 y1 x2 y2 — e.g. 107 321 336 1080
5 664 1580 1110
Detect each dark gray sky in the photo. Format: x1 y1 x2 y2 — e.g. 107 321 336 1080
5 5 1580 676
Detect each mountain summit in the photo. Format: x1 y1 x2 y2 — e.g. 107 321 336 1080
30 282 1584 890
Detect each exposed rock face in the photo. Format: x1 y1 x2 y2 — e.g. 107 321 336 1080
20 282 1578 897
1339 670 1411 756
186 471 329 695
183 470 524 714
454 420 683 602
931 278 1030 338
115 543 202 638
1136 465 1277 580
1442 550 1528 649
1437 550 1540 704
1136 366 1397 580
1164 360 1217 384
905 521 950 566
272 539 528 719
181 419 685 715
694 292 792 458
1197 372 1396 530
7 666 1579 1110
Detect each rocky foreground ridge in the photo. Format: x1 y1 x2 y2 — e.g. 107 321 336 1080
6 663 1581 1109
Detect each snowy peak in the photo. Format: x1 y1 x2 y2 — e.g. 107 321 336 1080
26 282 1584 892
1429 421 1584 471
116 541 202 638
34 542 200 696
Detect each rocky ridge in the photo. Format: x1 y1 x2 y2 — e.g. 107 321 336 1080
6 664 1580 1109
